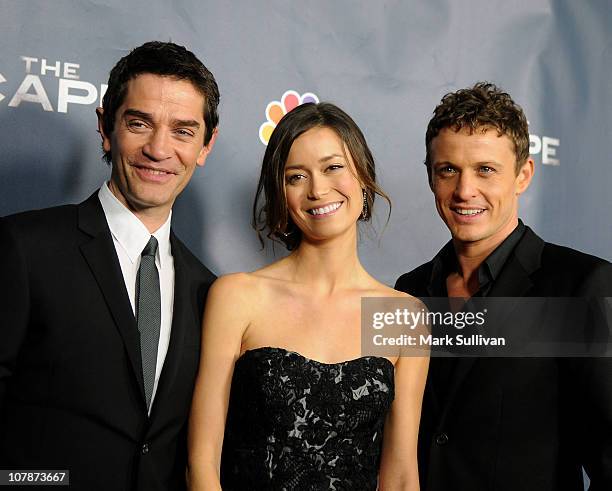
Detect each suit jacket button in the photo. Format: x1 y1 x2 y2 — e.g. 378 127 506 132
435 432 449 445
142 443 149 454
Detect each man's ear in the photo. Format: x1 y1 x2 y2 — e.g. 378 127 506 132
515 158 534 195
197 127 218 167
96 107 112 153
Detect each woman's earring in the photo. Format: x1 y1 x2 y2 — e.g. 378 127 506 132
281 222 296 237
361 190 368 220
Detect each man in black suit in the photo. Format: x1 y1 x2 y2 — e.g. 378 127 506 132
0 41 218 490
396 82 612 490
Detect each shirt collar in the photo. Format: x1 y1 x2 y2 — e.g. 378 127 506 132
428 220 526 296
428 240 456 296
481 220 525 282
98 182 172 266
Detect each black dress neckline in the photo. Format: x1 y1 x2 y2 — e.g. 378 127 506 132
237 345 395 369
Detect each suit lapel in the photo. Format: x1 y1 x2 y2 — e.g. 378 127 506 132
77 193 146 404
438 228 544 425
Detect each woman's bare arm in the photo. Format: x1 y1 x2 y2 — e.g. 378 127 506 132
186 274 253 490
378 307 429 491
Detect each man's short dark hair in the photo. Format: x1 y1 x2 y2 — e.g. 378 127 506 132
424 82 529 181
101 41 220 163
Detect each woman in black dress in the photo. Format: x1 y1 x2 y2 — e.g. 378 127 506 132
188 103 428 490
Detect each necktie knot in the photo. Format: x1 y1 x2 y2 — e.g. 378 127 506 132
142 236 158 257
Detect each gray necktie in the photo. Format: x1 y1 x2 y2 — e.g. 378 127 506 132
136 236 161 411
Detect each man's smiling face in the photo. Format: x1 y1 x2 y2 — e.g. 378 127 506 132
98 73 215 219
430 126 533 249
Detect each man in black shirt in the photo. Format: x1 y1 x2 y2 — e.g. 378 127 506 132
395 82 612 490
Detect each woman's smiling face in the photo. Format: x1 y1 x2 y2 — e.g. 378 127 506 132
284 126 364 243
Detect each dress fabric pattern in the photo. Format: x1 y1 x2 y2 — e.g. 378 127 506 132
220 347 395 490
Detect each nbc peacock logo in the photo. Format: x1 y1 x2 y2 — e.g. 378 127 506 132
259 90 319 145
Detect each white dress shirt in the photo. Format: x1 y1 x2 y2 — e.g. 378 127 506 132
98 183 175 414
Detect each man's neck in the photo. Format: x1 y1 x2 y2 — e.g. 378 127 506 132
134 210 170 234
107 181 170 233
449 218 519 296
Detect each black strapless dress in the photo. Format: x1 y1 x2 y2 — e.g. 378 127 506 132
220 347 395 490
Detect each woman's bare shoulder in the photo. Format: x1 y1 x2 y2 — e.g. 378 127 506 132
365 280 426 308
209 271 270 297
202 273 270 339
208 269 286 306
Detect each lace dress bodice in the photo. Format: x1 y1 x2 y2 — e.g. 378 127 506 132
220 346 395 490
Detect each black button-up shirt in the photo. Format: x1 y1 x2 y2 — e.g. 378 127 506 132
425 220 526 390
426 220 526 298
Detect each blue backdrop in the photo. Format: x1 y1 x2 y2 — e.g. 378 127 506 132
1 1 610 286
2 1 610 487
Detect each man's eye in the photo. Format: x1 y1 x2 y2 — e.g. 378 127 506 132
176 129 194 137
127 120 146 129
479 166 494 173
437 166 456 174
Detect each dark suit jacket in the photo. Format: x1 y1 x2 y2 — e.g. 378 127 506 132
395 226 612 491
0 193 216 491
